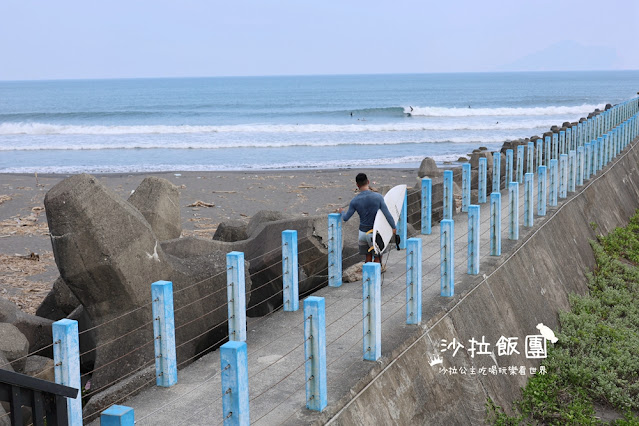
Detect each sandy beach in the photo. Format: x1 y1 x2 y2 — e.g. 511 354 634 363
0 168 417 314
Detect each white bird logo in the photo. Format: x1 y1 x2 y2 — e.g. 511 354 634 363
536 323 558 343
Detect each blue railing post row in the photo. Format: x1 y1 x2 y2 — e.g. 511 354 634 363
544 136 551 166
490 193 501 256
100 406 134 426
568 150 576 193
536 139 543 171
524 173 533 227
443 170 453 220
398 191 407 249
559 130 566 155
303 296 327 412
220 341 249 425
538 166 547 216
527 141 534 174
440 219 454 296
559 154 568 199
226 252 247 342
552 132 559 160
505 149 513 184
492 152 501 193
362 262 382 360
467 205 480 275
282 230 299 312
516 145 524 183
53 319 82 426
549 159 558 207
577 146 584 187
478 158 487 203
461 163 470 213
151 280 178 387
566 127 572 152
421 177 432 235
328 213 342 287
406 238 422 324
508 182 519 240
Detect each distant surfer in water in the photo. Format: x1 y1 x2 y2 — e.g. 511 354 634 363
350 112 353 117
338 173 396 265
410 106 413 112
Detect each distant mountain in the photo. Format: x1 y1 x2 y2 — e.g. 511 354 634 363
498 40 620 72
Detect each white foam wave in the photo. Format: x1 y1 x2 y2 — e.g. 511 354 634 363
404 104 603 117
0 120 553 136
0 134 520 151
0 154 468 174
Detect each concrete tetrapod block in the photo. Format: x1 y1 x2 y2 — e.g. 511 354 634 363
0 323 29 372
128 176 182 241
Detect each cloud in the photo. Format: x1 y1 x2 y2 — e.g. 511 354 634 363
498 40 620 72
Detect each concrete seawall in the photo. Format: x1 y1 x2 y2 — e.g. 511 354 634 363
325 136 639 425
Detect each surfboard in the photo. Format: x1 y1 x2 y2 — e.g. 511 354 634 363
371 184 407 255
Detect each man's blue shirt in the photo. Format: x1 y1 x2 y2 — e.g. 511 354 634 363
341 190 396 232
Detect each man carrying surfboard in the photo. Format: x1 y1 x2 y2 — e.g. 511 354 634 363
338 173 396 265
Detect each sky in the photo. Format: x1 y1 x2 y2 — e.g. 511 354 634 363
0 0 637 81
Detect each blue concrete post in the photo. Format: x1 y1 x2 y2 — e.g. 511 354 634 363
516 145 524 183
591 140 597 174
53 319 81 426
552 132 559 160
549 159 558 207
440 219 454 296
152 280 177 387
362 262 381 360
559 154 568 199
508 182 519 241
443 170 453 220
490 193 501 256
584 142 591 180
421 178 432 235
505 149 513 184
478 158 487 203
536 139 543 172
603 134 609 165
328 213 342 287
282 230 299 312
398 191 407 249
492 152 501 193
406 238 422 324
578 122 583 147
568 150 576 193
220 341 249 425
524 173 533 227
567 127 573 152
538 166 547 217
544 135 551 166
100 406 134 426
596 137 603 171
303 296 327 411
577 146 584 187
226 252 246 342
467 205 480 275
560 130 566 155
461 163 470 213
527 141 534 174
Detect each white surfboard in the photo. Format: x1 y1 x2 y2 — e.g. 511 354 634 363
371 184 406 255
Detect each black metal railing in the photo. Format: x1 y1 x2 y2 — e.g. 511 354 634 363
0 368 78 426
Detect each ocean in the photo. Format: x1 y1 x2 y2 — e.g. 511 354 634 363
1 71 638 174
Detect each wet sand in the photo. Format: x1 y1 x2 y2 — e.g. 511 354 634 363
0 168 418 313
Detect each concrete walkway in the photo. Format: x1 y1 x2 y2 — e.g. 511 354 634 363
98 178 538 426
